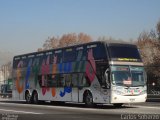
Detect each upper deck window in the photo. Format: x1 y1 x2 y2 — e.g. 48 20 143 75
63 48 76 62
87 43 107 60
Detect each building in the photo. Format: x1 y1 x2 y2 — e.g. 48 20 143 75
0 69 4 85
0 62 12 93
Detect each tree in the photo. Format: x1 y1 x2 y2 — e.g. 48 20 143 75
59 33 77 47
137 31 159 65
37 48 43 52
40 33 93 50
157 20 160 40
137 22 160 78
77 33 92 44
43 36 59 50
97 36 128 43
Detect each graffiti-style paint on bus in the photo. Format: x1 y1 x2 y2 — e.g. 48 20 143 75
12 41 147 107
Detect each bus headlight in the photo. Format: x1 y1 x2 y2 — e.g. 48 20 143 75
139 90 146 95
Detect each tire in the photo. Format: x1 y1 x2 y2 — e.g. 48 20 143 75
84 91 94 107
31 91 39 104
113 103 123 108
25 91 31 104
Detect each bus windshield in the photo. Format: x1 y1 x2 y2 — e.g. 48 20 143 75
111 66 145 87
107 44 142 62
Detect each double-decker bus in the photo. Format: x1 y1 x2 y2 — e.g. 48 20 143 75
12 41 147 107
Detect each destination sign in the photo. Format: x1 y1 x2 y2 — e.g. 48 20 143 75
115 58 139 62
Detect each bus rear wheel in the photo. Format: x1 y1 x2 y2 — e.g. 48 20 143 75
31 91 38 104
25 91 31 104
84 91 94 107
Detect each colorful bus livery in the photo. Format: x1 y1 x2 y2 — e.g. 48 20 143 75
12 41 147 107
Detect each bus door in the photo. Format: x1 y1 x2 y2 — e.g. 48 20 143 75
71 74 80 102
71 73 90 102
72 73 86 102
59 74 72 101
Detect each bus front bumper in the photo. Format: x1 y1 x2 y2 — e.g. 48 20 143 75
111 93 147 104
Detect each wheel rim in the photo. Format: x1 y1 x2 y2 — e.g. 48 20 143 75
86 95 92 104
85 92 93 105
26 93 30 103
33 93 38 103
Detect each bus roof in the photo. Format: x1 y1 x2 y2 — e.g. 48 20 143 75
13 40 136 59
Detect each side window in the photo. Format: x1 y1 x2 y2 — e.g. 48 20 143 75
47 74 58 87
57 74 65 87
76 46 86 61
54 49 63 63
22 57 28 68
83 76 90 87
65 74 72 87
38 75 42 87
63 48 76 62
78 73 90 87
38 75 47 87
43 76 48 87
38 74 60 87
13 60 18 69
87 43 107 60
72 74 78 87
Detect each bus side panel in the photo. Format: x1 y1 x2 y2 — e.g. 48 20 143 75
12 67 29 101
12 78 25 101
77 77 110 104
91 77 110 104
37 87 72 102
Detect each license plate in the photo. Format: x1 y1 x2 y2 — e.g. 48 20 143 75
130 98 135 102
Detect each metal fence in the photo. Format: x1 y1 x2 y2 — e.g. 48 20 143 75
145 66 160 99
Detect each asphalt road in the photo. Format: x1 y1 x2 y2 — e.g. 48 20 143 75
0 100 160 120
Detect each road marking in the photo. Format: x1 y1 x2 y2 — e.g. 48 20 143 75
0 102 102 111
134 105 160 110
0 102 117 114
0 102 160 114
0 108 43 114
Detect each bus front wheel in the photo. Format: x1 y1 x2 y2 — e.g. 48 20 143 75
113 103 123 108
84 91 93 107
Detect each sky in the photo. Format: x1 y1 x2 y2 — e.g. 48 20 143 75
0 0 160 56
